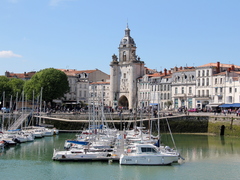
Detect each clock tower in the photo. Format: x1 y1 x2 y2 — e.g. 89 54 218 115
110 25 145 110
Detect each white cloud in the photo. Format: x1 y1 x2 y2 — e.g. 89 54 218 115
0 51 22 58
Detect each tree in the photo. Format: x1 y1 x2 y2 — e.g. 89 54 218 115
24 68 69 104
0 76 12 104
165 100 173 109
8 78 25 99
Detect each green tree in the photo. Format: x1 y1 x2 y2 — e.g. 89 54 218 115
8 78 25 99
165 100 173 109
0 76 12 103
24 68 69 104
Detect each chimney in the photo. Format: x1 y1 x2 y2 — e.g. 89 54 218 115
179 66 183 70
5 71 10 77
217 62 220 73
168 70 171 74
231 65 235 71
159 71 162 75
227 68 231 72
164 68 167 76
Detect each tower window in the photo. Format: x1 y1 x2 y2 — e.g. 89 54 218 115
123 51 126 61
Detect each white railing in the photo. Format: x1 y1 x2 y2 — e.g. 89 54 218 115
8 113 31 130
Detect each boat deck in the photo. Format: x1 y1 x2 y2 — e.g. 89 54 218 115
53 156 120 162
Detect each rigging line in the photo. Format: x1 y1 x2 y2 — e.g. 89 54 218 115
165 118 177 151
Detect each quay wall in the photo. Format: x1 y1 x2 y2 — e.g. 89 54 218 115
38 113 240 137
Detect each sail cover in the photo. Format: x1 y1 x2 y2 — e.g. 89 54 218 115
67 140 90 145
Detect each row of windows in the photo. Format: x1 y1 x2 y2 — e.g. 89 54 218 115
151 84 170 91
90 92 108 97
174 98 193 108
175 87 192 94
174 87 238 95
79 84 88 89
197 70 210 77
197 78 210 86
173 87 238 96
215 87 237 94
197 90 210 96
140 84 170 91
89 85 106 90
139 92 170 100
174 75 194 83
79 91 87 98
214 78 223 84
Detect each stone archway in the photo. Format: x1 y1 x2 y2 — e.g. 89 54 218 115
202 101 209 109
118 95 129 109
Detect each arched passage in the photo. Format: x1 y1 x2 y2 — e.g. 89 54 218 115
118 95 129 109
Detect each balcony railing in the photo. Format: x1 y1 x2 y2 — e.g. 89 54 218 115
194 95 210 98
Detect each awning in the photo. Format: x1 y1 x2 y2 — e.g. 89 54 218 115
63 101 77 104
206 104 222 107
219 103 240 108
219 104 232 108
150 103 158 106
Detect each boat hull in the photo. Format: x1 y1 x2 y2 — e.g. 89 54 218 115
52 149 115 161
119 154 178 165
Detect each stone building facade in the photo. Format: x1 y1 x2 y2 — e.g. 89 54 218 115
89 81 110 106
58 69 109 105
109 25 145 110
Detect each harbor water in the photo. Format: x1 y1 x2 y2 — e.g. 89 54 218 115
1 133 240 180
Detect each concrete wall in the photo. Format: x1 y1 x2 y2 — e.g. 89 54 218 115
39 114 240 137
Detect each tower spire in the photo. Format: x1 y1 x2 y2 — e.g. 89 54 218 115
125 24 130 37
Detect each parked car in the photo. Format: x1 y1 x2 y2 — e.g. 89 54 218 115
1 107 10 113
188 108 198 112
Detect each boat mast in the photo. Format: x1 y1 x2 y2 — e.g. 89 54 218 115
14 92 18 126
8 95 12 129
2 91 5 132
157 92 161 146
39 87 43 125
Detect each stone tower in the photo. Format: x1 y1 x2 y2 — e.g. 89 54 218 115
110 25 145 110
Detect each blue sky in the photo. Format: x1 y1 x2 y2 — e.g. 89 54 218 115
0 0 239 76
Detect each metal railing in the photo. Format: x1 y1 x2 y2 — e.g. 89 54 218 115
8 113 31 130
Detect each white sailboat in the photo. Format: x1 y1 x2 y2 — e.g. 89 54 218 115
52 140 114 161
120 92 182 165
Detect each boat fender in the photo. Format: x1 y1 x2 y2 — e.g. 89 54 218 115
62 155 66 159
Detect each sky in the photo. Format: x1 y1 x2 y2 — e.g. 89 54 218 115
0 0 240 76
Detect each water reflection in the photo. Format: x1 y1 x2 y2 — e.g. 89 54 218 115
166 134 240 162
1 134 240 161
1 133 240 180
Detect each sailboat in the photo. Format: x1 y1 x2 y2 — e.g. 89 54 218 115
119 93 181 165
53 87 119 161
